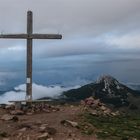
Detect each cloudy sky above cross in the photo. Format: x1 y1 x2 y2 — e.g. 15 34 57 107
0 0 140 60
0 0 140 85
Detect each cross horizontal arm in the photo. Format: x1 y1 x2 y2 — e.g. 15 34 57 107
0 34 27 39
0 34 62 39
32 34 62 39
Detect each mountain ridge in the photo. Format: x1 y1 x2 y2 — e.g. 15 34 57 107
62 75 140 111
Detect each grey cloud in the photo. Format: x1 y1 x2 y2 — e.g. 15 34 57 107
0 0 140 35
0 0 140 59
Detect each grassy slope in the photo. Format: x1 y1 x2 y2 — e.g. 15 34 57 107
79 113 140 140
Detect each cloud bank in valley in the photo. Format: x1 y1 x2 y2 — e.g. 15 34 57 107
0 83 80 104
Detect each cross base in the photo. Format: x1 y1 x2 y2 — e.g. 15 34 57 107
9 100 49 109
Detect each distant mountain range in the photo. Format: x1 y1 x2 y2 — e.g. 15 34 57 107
62 75 140 111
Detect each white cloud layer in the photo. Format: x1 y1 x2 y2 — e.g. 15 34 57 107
0 83 80 104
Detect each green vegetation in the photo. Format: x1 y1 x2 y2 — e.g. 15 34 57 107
80 113 140 140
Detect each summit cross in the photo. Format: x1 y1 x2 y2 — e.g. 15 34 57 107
0 11 62 101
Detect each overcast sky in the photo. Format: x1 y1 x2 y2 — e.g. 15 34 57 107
0 0 140 59
0 0 140 86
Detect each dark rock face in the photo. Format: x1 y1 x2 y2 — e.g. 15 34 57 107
63 75 140 109
94 75 131 107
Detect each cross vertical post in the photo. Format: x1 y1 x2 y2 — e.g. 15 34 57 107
0 11 62 102
26 11 33 100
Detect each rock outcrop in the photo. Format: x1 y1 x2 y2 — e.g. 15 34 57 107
81 97 120 116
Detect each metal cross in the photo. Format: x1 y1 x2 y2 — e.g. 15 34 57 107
0 11 62 101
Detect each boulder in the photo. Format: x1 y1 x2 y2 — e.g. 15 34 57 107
2 138 10 140
100 106 107 111
103 109 111 114
61 120 78 128
18 127 27 132
111 112 117 116
10 110 24 115
1 114 18 121
37 132 49 140
39 124 48 132
90 110 98 116
85 97 94 105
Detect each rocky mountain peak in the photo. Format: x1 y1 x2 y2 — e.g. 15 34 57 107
63 75 140 109
96 75 122 91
